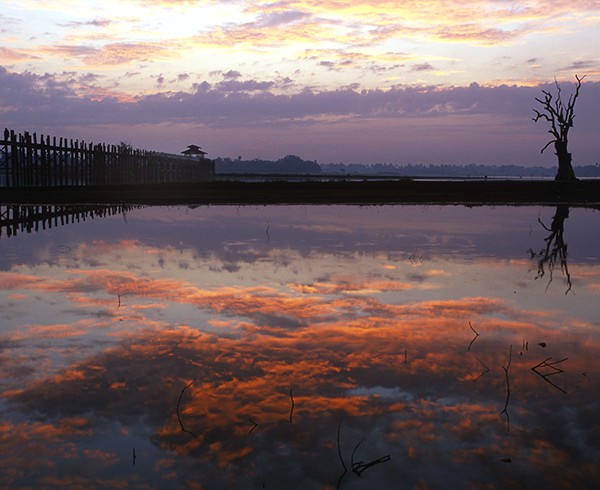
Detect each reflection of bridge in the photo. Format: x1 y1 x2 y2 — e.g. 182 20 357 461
0 204 135 239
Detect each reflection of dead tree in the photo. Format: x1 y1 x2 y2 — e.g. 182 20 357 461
531 357 568 394
500 345 513 432
176 379 197 438
336 419 390 489
530 205 572 294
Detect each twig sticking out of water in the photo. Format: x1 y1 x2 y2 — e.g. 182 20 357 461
470 353 490 382
336 419 347 490
467 323 488 381
531 357 568 394
176 379 197 438
350 437 391 477
336 419 390 488
468 322 480 352
289 387 295 423
500 345 513 432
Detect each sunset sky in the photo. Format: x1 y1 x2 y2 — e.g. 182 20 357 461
1 0 600 165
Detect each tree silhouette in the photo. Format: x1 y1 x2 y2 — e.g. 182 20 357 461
532 75 585 181
530 205 572 294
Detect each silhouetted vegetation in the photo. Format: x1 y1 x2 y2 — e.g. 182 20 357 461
214 157 600 178
215 154 321 174
533 75 585 181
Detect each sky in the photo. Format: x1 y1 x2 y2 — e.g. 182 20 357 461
1 0 600 166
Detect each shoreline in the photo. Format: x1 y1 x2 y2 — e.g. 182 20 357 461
1 179 599 207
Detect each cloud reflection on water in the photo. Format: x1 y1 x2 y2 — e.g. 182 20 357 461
1 205 599 489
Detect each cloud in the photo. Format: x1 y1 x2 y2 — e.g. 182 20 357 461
0 47 38 63
2 65 599 164
412 62 436 72
223 69 241 79
61 18 113 28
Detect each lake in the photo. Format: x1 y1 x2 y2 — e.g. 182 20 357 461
1 204 599 489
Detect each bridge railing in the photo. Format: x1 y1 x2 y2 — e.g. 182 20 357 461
0 128 214 187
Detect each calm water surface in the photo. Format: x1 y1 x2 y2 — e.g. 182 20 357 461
1 204 599 489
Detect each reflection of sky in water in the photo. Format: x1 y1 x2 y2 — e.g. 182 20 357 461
1 205 599 489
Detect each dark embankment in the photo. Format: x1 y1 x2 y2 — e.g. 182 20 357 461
1 179 599 206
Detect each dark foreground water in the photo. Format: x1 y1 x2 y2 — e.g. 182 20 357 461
1 204 599 489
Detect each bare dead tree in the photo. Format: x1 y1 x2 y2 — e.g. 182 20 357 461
532 74 585 181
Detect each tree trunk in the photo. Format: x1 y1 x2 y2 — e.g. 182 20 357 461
554 141 577 181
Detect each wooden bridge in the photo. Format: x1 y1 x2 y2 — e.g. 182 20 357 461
0 128 214 188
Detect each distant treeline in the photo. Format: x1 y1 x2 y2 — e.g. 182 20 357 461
215 155 321 174
215 155 600 178
321 162 600 178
